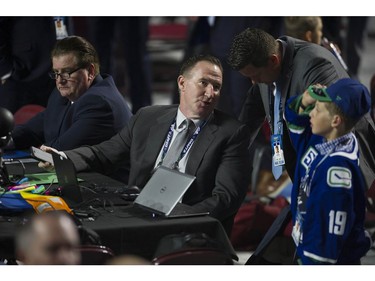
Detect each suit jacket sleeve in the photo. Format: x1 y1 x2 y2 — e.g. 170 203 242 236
11 111 46 148
66 108 252 227
11 94 119 151
47 95 119 150
239 85 266 147
191 122 251 222
299 56 345 88
64 111 135 174
288 41 349 95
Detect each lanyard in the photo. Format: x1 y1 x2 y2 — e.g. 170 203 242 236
159 119 207 168
269 83 283 135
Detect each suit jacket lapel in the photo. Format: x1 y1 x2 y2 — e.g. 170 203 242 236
186 113 218 175
258 83 271 125
141 108 177 171
55 93 73 135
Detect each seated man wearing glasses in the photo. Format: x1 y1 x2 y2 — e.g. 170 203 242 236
10 35 132 153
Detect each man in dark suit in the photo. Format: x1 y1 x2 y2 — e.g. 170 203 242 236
10 36 133 182
10 35 132 151
228 28 375 190
0 17 56 113
43 54 251 234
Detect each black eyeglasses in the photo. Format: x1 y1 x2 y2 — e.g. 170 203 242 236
48 67 82 80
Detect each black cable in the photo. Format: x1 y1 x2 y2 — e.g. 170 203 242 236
42 178 55 195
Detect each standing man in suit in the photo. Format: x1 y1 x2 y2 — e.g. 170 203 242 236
209 17 283 118
0 17 57 113
42 54 251 234
228 28 375 190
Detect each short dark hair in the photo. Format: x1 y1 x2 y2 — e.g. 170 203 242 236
179 54 223 76
228 28 278 70
51 36 100 76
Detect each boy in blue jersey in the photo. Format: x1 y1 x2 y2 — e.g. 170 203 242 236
284 78 372 264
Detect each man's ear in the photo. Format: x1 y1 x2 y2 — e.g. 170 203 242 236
88 63 96 80
269 53 282 72
177 75 184 93
269 54 280 66
305 30 313 43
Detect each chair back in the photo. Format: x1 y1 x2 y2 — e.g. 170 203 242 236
152 247 233 265
14 104 45 125
78 245 115 265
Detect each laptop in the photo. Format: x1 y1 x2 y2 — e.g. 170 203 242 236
51 152 134 207
52 152 83 207
132 166 209 218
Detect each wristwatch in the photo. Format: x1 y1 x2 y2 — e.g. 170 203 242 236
1 71 11 85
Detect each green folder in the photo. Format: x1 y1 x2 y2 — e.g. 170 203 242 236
23 173 83 185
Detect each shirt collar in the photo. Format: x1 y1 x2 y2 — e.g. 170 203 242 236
176 108 188 130
176 108 210 130
315 132 354 155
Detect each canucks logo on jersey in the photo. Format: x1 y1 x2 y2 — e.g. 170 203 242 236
301 147 318 170
327 167 352 189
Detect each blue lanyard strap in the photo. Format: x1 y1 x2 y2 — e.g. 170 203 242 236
269 84 283 135
160 119 207 168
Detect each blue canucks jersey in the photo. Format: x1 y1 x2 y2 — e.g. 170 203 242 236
285 96 371 264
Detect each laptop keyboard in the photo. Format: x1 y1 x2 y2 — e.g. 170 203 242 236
90 184 129 194
80 184 139 206
122 203 209 218
167 203 209 217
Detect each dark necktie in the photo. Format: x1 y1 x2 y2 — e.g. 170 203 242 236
163 119 194 169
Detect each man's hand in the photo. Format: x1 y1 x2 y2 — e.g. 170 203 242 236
37 145 66 171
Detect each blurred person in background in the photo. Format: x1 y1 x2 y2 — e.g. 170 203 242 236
15 211 81 265
0 17 56 113
284 16 348 72
89 17 152 114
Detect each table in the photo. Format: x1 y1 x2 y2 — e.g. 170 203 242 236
80 205 237 260
0 203 237 261
0 168 237 262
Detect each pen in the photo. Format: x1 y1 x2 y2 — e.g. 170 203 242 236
32 185 45 194
8 186 36 193
17 177 29 185
8 183 34 191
